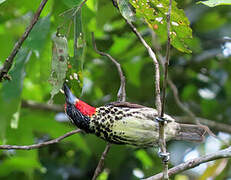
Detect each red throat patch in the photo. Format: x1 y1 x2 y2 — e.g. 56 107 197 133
75 100 96 116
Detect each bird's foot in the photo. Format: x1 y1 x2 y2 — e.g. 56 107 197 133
158 149 170 163
155 117 168 124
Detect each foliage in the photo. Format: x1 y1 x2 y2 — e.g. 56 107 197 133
0 0 231 179
198 0 231 7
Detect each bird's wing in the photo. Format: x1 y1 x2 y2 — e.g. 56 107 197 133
106 101 147 108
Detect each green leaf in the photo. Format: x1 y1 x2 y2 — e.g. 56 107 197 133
61 0 83 8
118 0 135 22
49 33 69 102
0 0 6 4
130 0 192 53
97 169 109 180
135 150 153 169
66 10 85 97
0 157 41 177
198 0 231 7
123 57 145 86
24 15 51 51
0 48 31 140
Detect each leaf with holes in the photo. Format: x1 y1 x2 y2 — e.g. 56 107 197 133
130 0 193 53
49 33 68 102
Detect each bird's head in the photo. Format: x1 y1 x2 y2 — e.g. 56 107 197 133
63 83 96 117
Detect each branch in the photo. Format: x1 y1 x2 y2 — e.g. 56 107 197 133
92 32 126 102
161 0 172 117
158 1 172 179
0 129 82 150
91 143 111 180
91 32 127 179
175 116 231 134
22 100 63 112
143 146 231 180
0 0 48 82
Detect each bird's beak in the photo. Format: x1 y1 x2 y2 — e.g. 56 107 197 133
63 83 78 104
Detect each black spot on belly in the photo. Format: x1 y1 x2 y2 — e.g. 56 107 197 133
115 116 121 120
96 132 100 137
105 127 112 132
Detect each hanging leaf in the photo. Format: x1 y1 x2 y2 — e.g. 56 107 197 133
117 0 135 22
49 33 69 102
198 0 231 7
130 0 193 53
66 9 85 97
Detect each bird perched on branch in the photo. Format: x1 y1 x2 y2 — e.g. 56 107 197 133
64 84 206 148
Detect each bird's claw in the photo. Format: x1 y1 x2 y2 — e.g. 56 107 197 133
158 149 170 163
155 117 167 123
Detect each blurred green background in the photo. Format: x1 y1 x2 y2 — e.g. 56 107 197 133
0 0 231 179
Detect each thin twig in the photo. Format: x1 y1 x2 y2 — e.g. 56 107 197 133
22 100 63 112
92 32 126 102
158 1 172 179
143 146 231 180
0 0 49 82
58 0 87 35
92 143 111 180
73 0 88 17
91 32 127 179
161 0 172 117
59 0 87 18
0 129 82 150
175 116 231 134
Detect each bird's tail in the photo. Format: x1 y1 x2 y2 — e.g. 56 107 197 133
174 124 206 142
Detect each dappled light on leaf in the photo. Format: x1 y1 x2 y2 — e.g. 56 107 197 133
130 0 192 53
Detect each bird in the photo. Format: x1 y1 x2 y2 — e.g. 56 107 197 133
63 84 206 148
